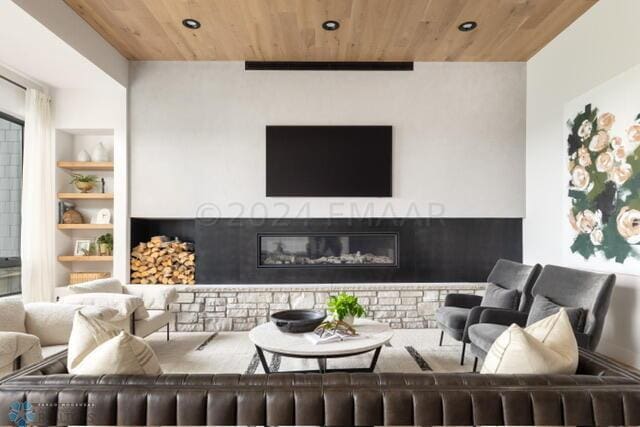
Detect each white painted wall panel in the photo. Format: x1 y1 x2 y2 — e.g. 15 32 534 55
129 61 526 219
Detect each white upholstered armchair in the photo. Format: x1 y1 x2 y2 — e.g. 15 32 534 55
0 298 109 375
58 279 177 340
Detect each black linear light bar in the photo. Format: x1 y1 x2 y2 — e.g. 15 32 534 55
245 61 414 71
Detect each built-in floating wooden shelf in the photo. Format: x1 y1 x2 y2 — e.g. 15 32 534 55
58 255 113 262
57 161 113 171
57 224 113 230
57 192 113 200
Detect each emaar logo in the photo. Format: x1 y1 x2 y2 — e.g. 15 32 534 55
8 401 35 427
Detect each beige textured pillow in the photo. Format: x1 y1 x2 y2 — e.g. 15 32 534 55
72 331 162 375
67 311 120 373
0 298 26 333
24 303 118 346
481 309 578 375
68 278 123 294
60 293 149 321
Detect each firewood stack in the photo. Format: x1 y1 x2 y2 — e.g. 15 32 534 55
130 235 195 284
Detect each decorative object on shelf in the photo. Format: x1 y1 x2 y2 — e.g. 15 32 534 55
69 173 98 193
270 309 326 333
91 142 109 162
74 239 93 256
69 272 111 285
94 208 111 225
76 149 91 162
100 178 106 193
62 209 83 225
58 201 76 224
327 292 366 326
130 235 195 284
96 233 113 256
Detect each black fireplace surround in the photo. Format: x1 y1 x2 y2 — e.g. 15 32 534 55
130 218 522 284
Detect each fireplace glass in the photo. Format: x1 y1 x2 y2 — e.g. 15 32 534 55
258 233 398 267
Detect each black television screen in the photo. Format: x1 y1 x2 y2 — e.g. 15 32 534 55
266 126 392 197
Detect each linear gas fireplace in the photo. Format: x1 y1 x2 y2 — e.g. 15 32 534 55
258 233 398 268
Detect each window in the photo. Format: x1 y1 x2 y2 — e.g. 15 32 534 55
0 111 23 296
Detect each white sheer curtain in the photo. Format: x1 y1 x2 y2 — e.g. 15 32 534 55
21 89 55 302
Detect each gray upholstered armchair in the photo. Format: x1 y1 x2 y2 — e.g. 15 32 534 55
468 264 616 371
435 259 541 365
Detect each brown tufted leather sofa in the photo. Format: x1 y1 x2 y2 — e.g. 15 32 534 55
1 349 640 426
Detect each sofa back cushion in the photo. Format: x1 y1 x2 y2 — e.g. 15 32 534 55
60 293 149 322
481 283 519 309
0 298 26 333
24 303 118 347
68 278 123 294
123 285 177 310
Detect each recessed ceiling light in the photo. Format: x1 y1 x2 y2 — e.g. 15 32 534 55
322 20 340 31
458 21 477 32
182 18 201 30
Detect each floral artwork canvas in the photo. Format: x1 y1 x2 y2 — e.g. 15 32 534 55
565 65 640 267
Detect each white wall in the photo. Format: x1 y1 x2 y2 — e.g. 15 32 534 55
0 1 122 91
9 0 128 87
130 61 526 219
526 0 640 366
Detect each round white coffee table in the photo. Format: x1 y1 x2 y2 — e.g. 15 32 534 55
248 319 394 373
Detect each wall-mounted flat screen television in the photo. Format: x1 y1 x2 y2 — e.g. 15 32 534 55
266 126 392 197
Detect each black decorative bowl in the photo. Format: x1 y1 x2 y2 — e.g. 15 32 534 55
270 310 326 333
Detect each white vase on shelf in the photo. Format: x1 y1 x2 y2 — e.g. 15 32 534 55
76 149 91 162
91 142 109 162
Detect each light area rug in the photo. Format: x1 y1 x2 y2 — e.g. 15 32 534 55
147 329 480 374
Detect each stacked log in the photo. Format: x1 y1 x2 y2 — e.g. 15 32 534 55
130 235 195 284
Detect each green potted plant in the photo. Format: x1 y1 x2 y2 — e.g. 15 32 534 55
69 173 98 193
96 233 113 256
327 292 366 326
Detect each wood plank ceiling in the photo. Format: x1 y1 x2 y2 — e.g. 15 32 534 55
64 0 597 62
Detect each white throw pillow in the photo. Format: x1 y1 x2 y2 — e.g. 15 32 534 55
24 303 118 346
60 293 149 321
481 309 578 375
72 331 162 375
68 278 123 294
67 311 120 372
0 298 26 333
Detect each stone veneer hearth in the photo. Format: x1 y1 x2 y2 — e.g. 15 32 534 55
170 283 486 332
